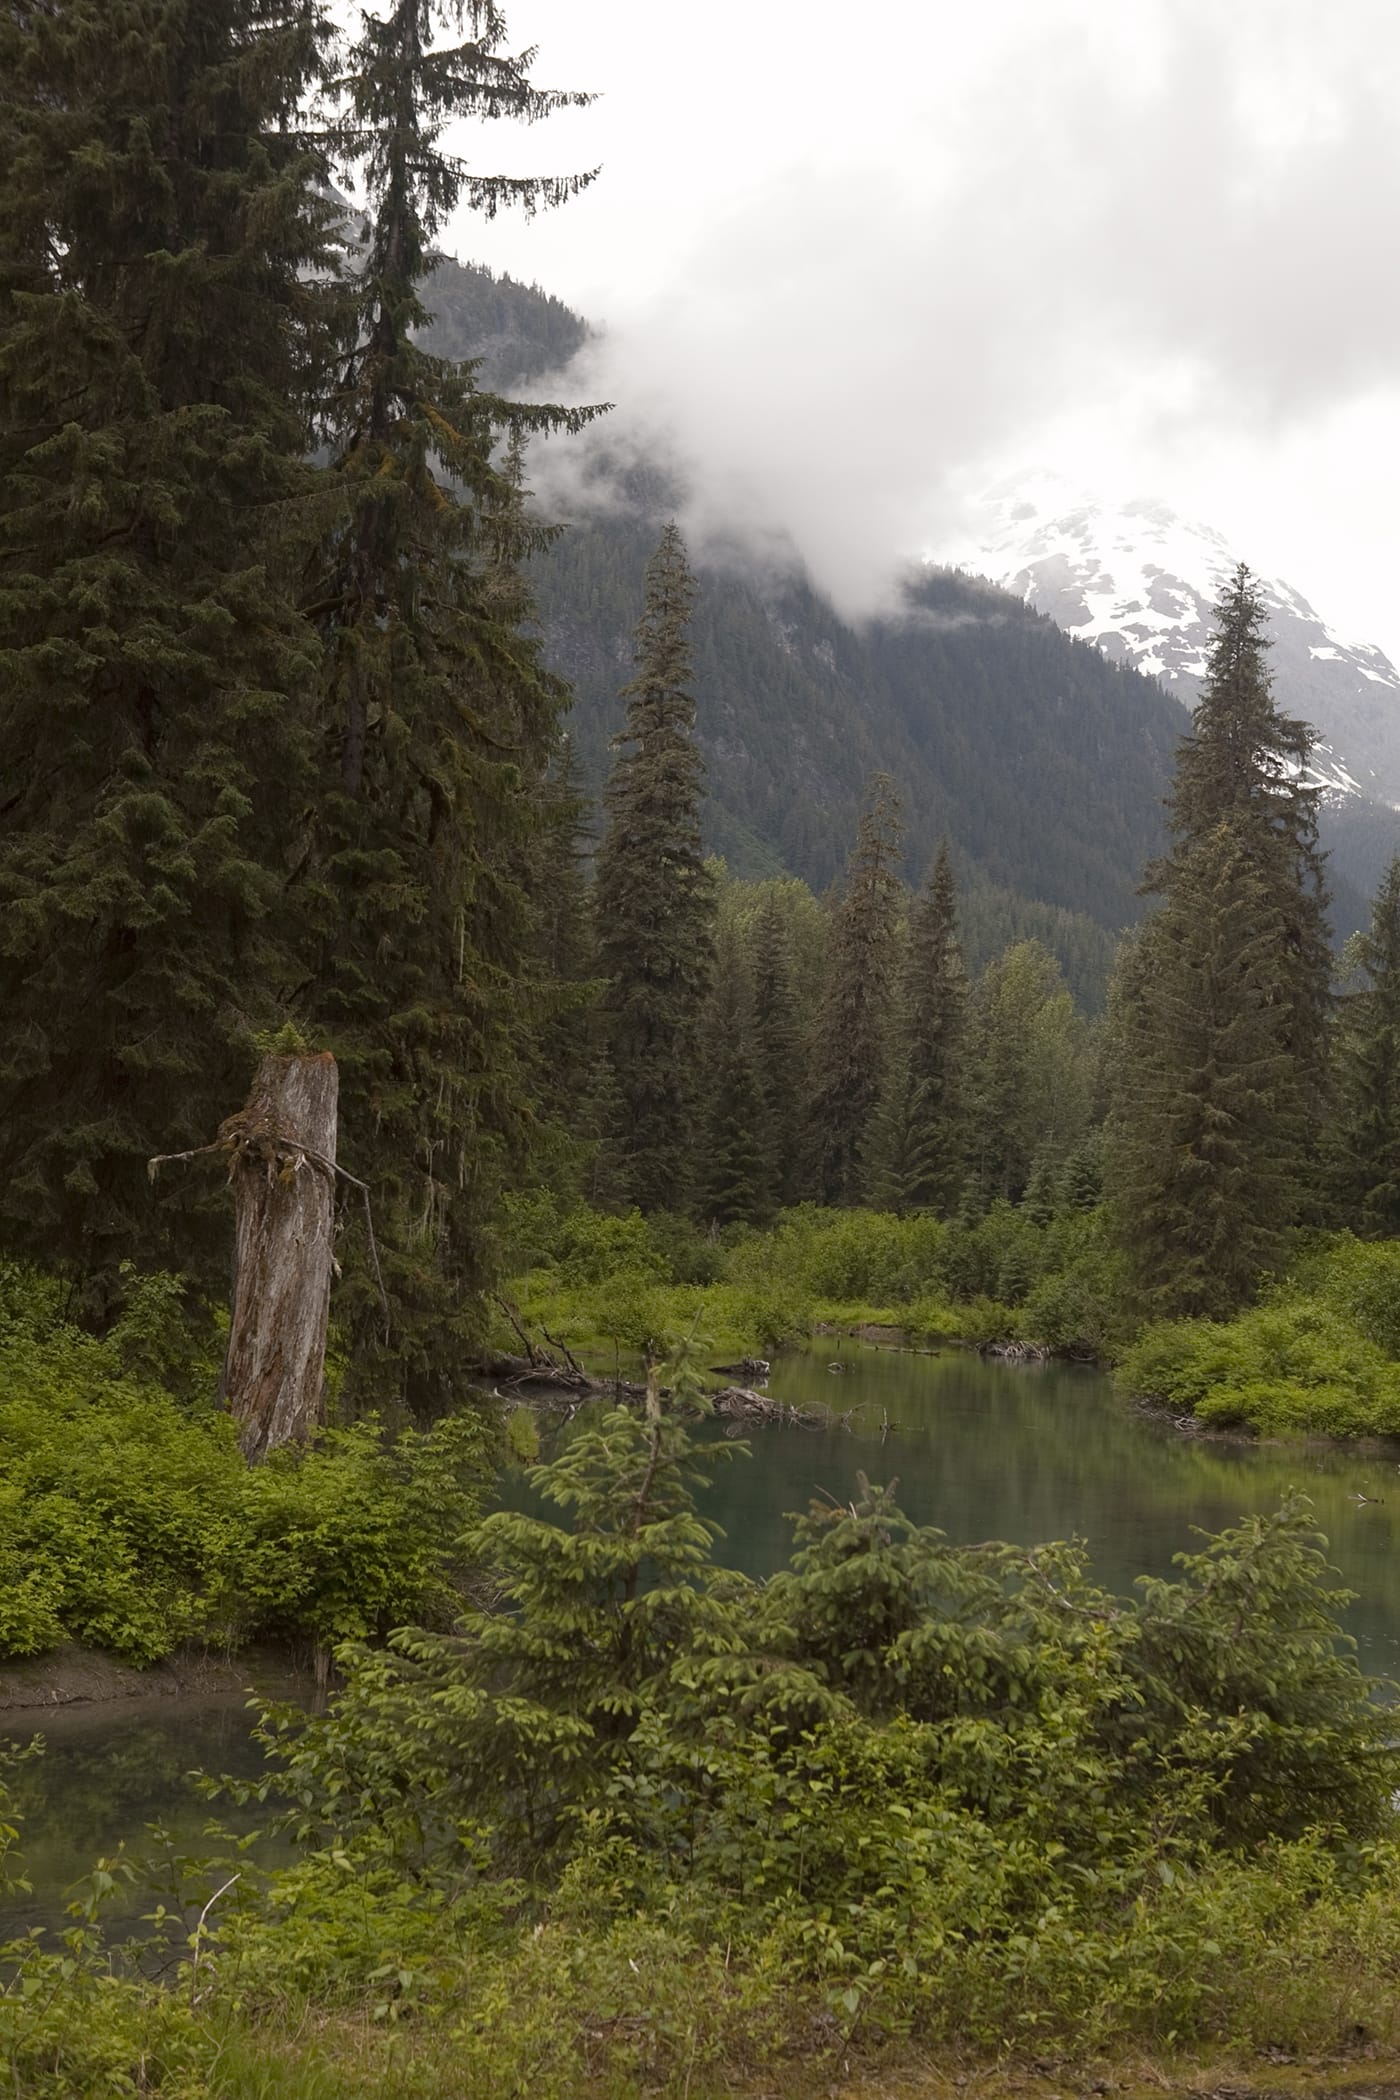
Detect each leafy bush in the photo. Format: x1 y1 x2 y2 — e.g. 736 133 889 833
0 1272 496 1664
1115 1234 1400 1435
504 1199 1151 1368
1017 1211 1135 1357
1302 1233 1400 1357
735 1206 949 1304
7 1400 1400 2087
496 1190 666 1288
1118 1294 1400 1436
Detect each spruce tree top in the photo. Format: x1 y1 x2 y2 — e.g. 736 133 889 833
1166 562 1317 851
601 522 709 873
618 523 701 738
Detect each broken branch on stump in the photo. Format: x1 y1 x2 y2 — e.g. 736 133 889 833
149 1096 388 1333
148 1050 373 1462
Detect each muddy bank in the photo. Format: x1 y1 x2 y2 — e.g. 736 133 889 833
0 1642 297 1714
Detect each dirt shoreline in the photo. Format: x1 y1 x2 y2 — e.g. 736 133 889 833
0 1641 298 1714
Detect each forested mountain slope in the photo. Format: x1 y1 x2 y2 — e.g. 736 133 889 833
530 509 1184 921
418 267 1368 988
422 254 589 389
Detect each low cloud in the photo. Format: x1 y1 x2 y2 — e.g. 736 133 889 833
520 0 1400 622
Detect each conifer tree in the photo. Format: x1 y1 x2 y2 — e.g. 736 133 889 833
1329 854 1400 1235
1109 830 1304 1314
1162 566 1331 1114
699 922 769 1229
748 890 806 1208
0 0 335 1301
869 841 968 1212
593 526 716 1212
962 940 1086 1210
1106 565 1331 1316
296 1 598 1400
1059 1132 1105 1214
532 735 602 1162
806 776 904 1206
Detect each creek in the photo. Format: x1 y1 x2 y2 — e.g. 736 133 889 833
7 1340 1400 1937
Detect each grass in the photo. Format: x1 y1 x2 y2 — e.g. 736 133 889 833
18 1971 1400 2100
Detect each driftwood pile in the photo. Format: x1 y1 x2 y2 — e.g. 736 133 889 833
980 1338 1049 1364
482 1302 839 1429
711 1385 834 1428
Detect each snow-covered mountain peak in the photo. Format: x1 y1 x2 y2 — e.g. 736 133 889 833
935 484 1400 807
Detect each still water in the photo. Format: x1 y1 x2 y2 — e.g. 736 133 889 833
1 1688 293 1941
700 1343 1400 1671
7 1341 1400 1933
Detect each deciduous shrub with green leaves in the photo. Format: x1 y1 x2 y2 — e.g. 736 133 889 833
1118 1235 1400 1435
501 1197 1147 1366
7 1381 1400 2091
0 1267 495 1665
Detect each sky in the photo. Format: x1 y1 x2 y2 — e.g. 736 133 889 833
418 0 1400 655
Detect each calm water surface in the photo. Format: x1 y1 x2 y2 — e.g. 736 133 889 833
1 1682 302 1940
719 1344 1400 1672
8 1342 1400 1932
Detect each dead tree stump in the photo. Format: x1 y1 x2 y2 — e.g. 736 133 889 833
221 1051 339 1463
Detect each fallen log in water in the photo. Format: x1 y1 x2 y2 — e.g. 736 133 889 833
476 1348 840 1432
477 1306 848 1429
980 1338 1049 1363
478 1349 655 1407
710 1385 834 1428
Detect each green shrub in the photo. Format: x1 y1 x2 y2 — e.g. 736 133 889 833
1117 1293 1400 1436
7 1401 1400 2087
732 1207 949 1304
496 1190 666 1288
504 1201 1151 1368
0 1274 496 1664
1016 1213 1136 1358
1304 1234 1400 1358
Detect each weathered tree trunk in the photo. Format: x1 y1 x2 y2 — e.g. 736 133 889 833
222 1051 338 1463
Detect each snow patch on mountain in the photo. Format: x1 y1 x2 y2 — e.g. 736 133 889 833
935 479 1400 809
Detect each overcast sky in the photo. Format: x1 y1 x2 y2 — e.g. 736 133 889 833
425 0 1400 655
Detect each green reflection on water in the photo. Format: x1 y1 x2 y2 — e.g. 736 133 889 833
709 1342 1400 1673
2 1692 292 1939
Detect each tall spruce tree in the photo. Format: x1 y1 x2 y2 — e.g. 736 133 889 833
296 1 598 1402
531 734 602 1168
1329 854 1400 1235
748 889 806 1207
0 0 335 1302
593 526 715 1213
1106 564 1331 1316
806 775 904 1206
962 940 1086 1211
698 921 769 1228
869 841 968 1213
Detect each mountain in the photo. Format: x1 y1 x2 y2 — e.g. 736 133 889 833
527 508 1184 1004
421 253 589 392
415 271 1378 996
945 481 1400 808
